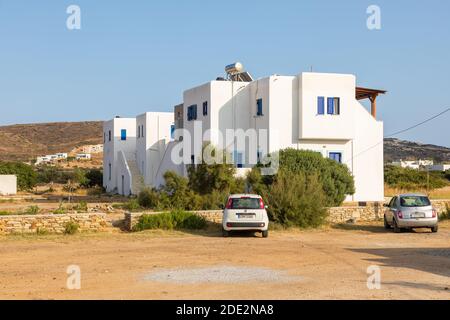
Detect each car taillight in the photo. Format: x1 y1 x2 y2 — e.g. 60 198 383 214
259 198 265 209
432 209 437 218
225 198 233 209
398 211 403 219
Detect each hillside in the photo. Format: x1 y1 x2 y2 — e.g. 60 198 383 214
384 138 450 163
0 121 103 162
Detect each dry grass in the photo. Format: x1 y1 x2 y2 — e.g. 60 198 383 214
384 185 450 199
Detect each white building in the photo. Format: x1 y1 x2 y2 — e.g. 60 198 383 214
427 164 450 172
391 159 434 170
0 175 17 195
75 153 91 160
103 64 386 201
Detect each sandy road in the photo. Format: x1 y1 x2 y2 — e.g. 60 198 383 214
0 221 449 300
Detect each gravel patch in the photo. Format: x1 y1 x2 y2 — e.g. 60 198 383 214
144 265 302 284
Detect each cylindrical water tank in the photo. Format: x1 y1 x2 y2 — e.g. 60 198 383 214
225 62 243 75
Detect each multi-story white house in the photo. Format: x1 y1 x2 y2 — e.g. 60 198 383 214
103 63 386 201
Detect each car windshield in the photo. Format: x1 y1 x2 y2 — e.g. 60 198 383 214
230 198 261 209
400 196 431 207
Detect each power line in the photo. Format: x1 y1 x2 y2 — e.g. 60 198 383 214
348 107 450 161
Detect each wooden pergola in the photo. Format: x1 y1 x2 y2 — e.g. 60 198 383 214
356 87 387 119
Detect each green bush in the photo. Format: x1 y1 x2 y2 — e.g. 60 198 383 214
138 188 160 209
74 201 88 212
0 161 37 190
249 149 355 207
53 202 66 215
133 210 207 231
263 170 328 228
37 166 74 184
84 169 103 187
440 205 450 221
64 221 79 235
385 165 448 189
158 171 203 210
125 199 141 212
25 205 40 215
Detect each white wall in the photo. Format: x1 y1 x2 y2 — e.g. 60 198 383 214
0 175 17 195
103 118 136 193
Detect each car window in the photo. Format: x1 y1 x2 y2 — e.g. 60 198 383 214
229 198 261 209
389 197 397 208
400 196 431 207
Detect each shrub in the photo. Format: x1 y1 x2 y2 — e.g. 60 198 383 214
138 188 160 209
264 170 328 228
36 227 49 235
0 161 37 190
248 149 355 207
385 165 448 190
64 221 79 235
53 202 66 214
159 171 203 210
133 210 207 231
74 201 88 212
440 205 450 221
37 166 74 184
25 205 40 215
125 199 141 212
187 144 244 195
84 169 103 187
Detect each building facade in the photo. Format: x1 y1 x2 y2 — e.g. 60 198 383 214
103 67 385 201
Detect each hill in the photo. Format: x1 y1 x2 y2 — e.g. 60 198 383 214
0 121 103 162
384 138 450 163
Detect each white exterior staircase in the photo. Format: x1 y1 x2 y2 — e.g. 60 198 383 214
124 153 145 195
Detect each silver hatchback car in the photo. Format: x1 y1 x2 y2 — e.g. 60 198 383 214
384 194 438 233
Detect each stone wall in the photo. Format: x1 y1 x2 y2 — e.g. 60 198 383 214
125 200 450 231
0 213 107 235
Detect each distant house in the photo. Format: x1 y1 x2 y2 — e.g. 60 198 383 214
76 153 91 160
81 144 103 154
36 156 52 165
427 164 450 172
56 153 68 159
0 175 17 195
391 159 434 170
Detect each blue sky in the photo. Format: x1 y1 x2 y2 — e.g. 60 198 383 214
0 0 449 147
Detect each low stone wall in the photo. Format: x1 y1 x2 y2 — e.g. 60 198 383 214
0 213 107 235
124 210 223 231
327 199 450 224
125 199 450 231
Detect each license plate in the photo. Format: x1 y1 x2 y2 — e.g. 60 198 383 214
238 214 254 219
412 212 425 218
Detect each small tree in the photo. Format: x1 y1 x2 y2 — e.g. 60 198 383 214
264 170 328 228
0 161 37 190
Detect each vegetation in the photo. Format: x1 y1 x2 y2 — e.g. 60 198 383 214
384 165 448 190
37 167 103 189
133 210 207 231
125 199 141 212
262 171 328 228
53 202 66 215
25 205 40 215
73 201 88 212
0 161 37 190
440 205 450 221
64 221 79 235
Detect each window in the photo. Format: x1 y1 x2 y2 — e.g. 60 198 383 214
256 99 263 116
187 105 197 121
329 152 342 163
120 129 127 141
108 163 112 181
103 132 106 143
137 126 140 138
141 125 144 137
202 101 208 116
400 196 431 207
257 150 263 164
317 97 325 115
191 155 195 165
327 97 340 115
170 124 175 139
108 130 111 142
228 197 262 210
234 150 243 168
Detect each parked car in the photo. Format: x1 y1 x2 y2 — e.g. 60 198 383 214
222 194 269 238
384 194 438 233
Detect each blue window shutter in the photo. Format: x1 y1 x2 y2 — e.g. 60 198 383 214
256 99 263 116
193 105 197 119
121 129 127 141
327 98 334 114
317 97 325 115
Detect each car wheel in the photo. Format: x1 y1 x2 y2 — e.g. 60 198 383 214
384 215 391 229
222 228 230 237
393 219 401 233
262 230 269 238
431 225 438 233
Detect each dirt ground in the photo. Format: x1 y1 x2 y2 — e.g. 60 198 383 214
1 220 449 300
